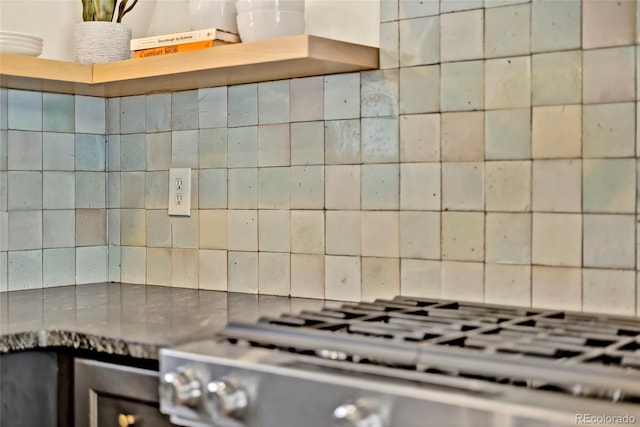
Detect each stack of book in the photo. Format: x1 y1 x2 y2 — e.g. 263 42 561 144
131 28 240 58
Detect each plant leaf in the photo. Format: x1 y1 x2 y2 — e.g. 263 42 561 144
81 0 95 21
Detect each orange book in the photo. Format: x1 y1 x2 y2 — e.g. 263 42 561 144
133 39 234 58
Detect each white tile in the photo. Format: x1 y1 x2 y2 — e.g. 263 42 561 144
290 210 324 254
399 16 440 67
440 0 482 13
440 60 484 112
171 130 199 169
120 134 145 171
43 132 74 171
361 117 399 163
198 86 227 129
121 96 145 134
583 214 635 269
199 249 227 291
485 4 531 58
362 70 399 118
8 130 42 170
361 211 400 258
583 159 635 213
440 9 483 62
532 51 582 106
399 65 440 114
400 163 440 210
485 57 531 110
399 0 439 19
442 162 484 211
228 84 258 127
258 210 290 253
485 264 531 307
8 171 42 210
583 47 635 104
75 96 105 134
400 259 441 298
8 250 42 290
400 211 440 260
485 213 531 265
485 161 531 212
120 171 145 209
43 210 75 249
171 211 199 249
442 212 484 262
532 266 581 310
532 105 581 159
290 166 324 209
228 168 258 209
0 211 7 252
582 0 635 49
199 210 228 250
441 261 484 302
583 269 635 316
325 255 361 302
361 164 399 210
583 102 635 158
531 0 581 52
145 94 170 133
532 160 581 213
324 119 360 165
324 73 360 120
258 123 290 167
76 246 108 284
145 171 168 210
43 171 75 209
228 251 258 294
325 165 361 210
227 126 258 168
146 210 171 248
8 90 42 131
380 21 400 70
258 167 289 210
485 109 531 160
441 111 484 161
227 210 258 251
258 80 289 125
108 209 120 246
400 114 440 162
485 0 529 7
121 247 146 285
199 169 227 209
532 213 582 267
259 252 290 296
8 211 42 251
290 76 324 122
291 121 324 165
146 247 171 286
108 171 121 208
326 210 361 256
199 128 227 169
380 0 399 22
43 248 75 288
291 254 324 299
171 249 199 289
121 209 146 247
362 257 400 300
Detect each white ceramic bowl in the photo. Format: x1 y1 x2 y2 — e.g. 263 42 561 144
188 0 238 33
0 31 43 43
0 35 43 46
236 10 304 42
0 43 42 56
236 0 304 14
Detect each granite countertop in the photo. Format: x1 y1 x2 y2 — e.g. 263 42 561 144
0 283 327 360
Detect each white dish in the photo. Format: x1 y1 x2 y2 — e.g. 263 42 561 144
236 10 304 43
0 44 42 56
0 31 43 43
0 40 43 49
0 35 43 46
236 0 304 14
188 0 238 32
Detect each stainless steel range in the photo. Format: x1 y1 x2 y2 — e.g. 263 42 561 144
159 297 640 427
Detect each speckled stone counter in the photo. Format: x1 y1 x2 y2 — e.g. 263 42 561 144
0 283 326 360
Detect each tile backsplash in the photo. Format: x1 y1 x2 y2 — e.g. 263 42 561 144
2 0 640 317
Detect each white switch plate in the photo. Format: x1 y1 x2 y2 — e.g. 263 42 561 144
168 168 191 216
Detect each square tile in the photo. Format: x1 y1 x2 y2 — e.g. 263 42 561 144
532 159 581 212
145 171 169 210
485 161 531 212
43 132 75 171
531 0 581 53
441 61 484 111
108 208 120 245
171 248 199 289
146 210 171 248
324 73 360 120
362 257 400 300
325 255 361 302
532 266 581 310
75 96 105 134
440 0 482 12
0 172 4 211
326 211 361 256
107 98 120 135
400 163 440 210
399 65 440 114
532 213 582 267
441 261 484 302
8 130 41 170
171 130 199 168
228 84 258 127
43 248 75 287
199 128 227 168
290 77 323 122
291 121 324 165
290 166 324 209
440 9 483 62
228 251 258 294
324 120 361 165
325 165 361 210
259 210 290 252
43 210 75 248
199 209 228 250
121 246 146 284
583 159 635 213
0 211 6 252
361 211 400 257
8 210 42 250
120 134 146 171
532 105 581 158
291 254 324 299
362 164 399 210
485 213 531 265
146 247 172 286
171 90 199 131
399 16 440 67
361 117 399 163
121 96 146 134
532 51 582 106
228 168 258 209
145 93 171 133
8 171 42 210
362 70 399 118
43 171 75 209
400 211 440 259
8 250 42 290
199 169 227 209
442 162 484 211
583 0 635 49
76 209 106 247
171 211 199 249
441 111 484 161
380 0 399 22
584 214 635 269
399 0 439 19
485 109 531 160
583 47 635 104
227 126 258 168
198 87 227 129
291 210 324 254
485 4 531 58
258 81 289 125
380 21 400 70
400 114 440 162
76 246 108 284
258 167 289 209
484 264 531 306
258 124 290 167
75 134 106 171
442 212 484 261
227 210 258 251
400 259 441 298
583 102 635 158
107 135 120 172
121 171 145 209
145 132 171 171
259 252 290 296
120 209 146 247
199 249 227 291
485 57 531 110
43 93 74 133
8 90 42 131
109 245 121 283
583 269 635 316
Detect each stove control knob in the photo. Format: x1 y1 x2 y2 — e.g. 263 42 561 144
160 370 202 407
333 400 384 427
204 379 249 421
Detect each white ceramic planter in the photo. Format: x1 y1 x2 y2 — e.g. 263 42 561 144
73 21 131 64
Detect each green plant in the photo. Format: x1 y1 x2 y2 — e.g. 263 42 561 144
81 0 140 23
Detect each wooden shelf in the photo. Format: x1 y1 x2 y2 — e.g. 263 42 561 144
0 35 378 97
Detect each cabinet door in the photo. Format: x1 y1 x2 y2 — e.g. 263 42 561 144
74 358 175 427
